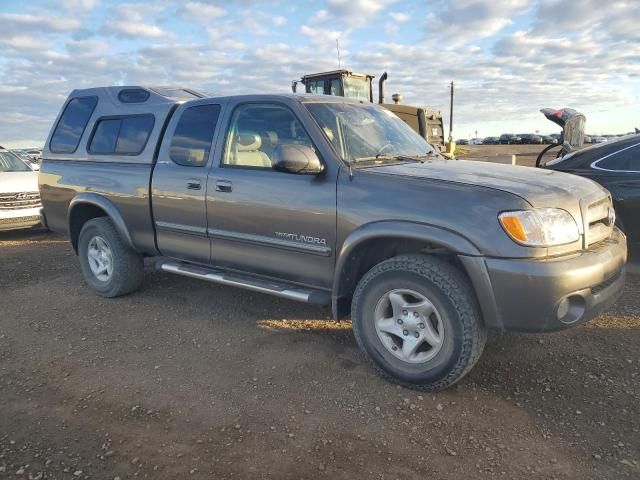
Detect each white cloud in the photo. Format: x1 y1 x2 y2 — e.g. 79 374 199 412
317 0 397 27
1 35 51 51
102 3 168 39
384 22 399 34
532 0 604 35
310 9 329 23
206 27 246 50
532 0 639 44
426 0 529 46
300 25 345 45
59 0 99 10
104 21 165 38
177 2 226 23
272 15 287 26
0 13 81 32
389 11 409 22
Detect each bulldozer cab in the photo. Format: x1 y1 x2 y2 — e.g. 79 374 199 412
293 70 445 148
293 70 374 102
384 103 445 148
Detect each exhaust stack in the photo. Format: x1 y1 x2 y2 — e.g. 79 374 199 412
378 71 388 104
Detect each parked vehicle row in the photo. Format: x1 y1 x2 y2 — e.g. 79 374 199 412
455 132 633 146
499 133 521 144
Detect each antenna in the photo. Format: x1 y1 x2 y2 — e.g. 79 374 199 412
336 39 341 69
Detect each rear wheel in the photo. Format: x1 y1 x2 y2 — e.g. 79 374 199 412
351 254 486 391
78 217 144 297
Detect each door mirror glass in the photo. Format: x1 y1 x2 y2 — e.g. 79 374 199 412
271 144 324 174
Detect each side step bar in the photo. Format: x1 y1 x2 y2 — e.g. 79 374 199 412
158 261 331 306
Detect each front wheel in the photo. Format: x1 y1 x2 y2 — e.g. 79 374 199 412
351 254 486 391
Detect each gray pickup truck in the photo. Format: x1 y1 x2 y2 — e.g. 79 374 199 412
39 86 627 391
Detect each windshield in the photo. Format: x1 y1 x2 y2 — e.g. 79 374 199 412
0 150 31 172
306 102 437 163
343 76 370 101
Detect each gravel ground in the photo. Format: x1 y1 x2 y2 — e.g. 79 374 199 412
456 143 580 166
0 229 638 480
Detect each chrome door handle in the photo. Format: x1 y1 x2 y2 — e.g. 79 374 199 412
215 180 233 192
187 179 201 190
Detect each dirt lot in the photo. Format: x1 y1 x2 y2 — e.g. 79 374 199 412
1 226 638 480
456 143 572 166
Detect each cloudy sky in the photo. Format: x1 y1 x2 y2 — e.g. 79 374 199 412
1 0 638 148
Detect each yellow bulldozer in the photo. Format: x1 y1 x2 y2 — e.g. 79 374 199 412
292 70 451 154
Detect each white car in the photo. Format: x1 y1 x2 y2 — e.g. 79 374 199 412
0 148 44 231
469 138 483 145
15 150 40 170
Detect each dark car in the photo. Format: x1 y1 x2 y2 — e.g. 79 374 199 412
483 136 499 145
499 134 516 144
529 135 543 144
518 134 532 144
456 138 468 145
541 135 557 144
544 134 640 247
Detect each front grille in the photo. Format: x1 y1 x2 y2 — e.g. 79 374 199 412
582 193 614 248
591 269 622 295
0 191 41 211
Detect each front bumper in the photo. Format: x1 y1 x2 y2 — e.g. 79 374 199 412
461 228 627 332
0 207 45 232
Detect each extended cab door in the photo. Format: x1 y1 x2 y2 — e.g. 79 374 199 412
205 100 338 288
151 100 226 263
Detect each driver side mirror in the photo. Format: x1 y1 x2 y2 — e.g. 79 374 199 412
271 144 324 174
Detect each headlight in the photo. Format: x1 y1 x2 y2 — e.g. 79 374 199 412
498 208 580 247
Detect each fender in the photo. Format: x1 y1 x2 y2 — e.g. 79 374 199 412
68 193 135 252
331 220 482 319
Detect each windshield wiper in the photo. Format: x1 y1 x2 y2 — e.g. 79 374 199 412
397 151 442 162
353 154 431 164
351 155 399 164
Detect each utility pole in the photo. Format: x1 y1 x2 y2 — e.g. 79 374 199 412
336 39 341 69
448 81 454 142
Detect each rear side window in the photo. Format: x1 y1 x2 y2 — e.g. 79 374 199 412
89 115 155 155
596 147 639 172
50 96 98 153
90 119 119 153
170 104 221 167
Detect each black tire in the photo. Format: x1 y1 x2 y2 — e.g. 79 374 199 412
78 217 144 297
351 254 486 391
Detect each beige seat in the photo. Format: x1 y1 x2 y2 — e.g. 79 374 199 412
233 132 271 168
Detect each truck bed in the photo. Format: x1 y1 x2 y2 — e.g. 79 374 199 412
39 160 157 255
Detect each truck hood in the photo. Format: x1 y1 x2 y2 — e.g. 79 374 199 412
369 159 605 207
0 171 40 193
